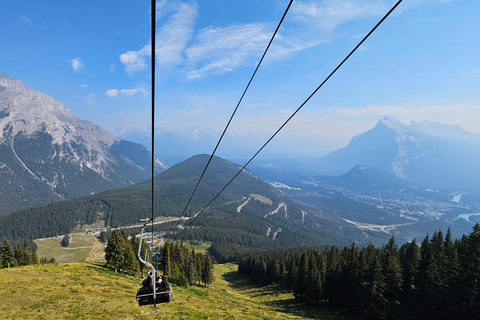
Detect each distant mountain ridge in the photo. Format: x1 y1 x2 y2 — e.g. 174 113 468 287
0 73 165 215
316 116 480 192
319 165 415 193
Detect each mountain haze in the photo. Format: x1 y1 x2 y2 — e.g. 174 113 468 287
0 73 165 215
316 116 480 191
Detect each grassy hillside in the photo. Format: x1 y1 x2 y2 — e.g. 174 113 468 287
35 233 106 263
0 262 348 319
34 234 210 264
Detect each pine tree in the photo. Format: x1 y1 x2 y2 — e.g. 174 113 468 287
457 224 480 317
293 252 309 301
14 243 26 266
1 236 16 268
308 253 322 304
382 236 403 316
195 253 203 286
360 251 388 320
60 234 70 247
286 257 297 289
202 254 214 288
105 230 125 272
251 257 267 284
440 228 460 318
185 249 198 286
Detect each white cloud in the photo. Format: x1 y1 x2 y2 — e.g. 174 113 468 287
20 16 33 26
105 88 149 98
80 84 88 88
116 0 452 80
120 46 150 74
291 0 390 31
185 24 271 79
71 58 84 72
119 0 197 74
105 89 119 98
120 88 149 97
87 93 96 105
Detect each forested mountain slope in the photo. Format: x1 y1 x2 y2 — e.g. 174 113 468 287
0 73 165 215
0 154 390 255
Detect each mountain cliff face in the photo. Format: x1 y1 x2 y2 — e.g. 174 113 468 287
0 73 165 215
316 116 480 191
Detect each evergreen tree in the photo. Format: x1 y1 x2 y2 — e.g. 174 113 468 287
120 231 136 272
105 230 125 272
457 224 480 318
195 253 204 286
286 257 297 289
14 243 26 266
185 249 198 286
361 254 388 320
130 234 146 274
60 234 70 247
308 253 322 304
441 228 460 318
382 236 403 316
1 236 16 268
294 252 309 301
202 254 214 288
251 257 267 284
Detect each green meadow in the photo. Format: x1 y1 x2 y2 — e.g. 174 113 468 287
0 262 348 319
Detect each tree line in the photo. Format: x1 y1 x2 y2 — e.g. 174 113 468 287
160 240 214 288
238 224 480 319
104 230 214 288
0 236 40 268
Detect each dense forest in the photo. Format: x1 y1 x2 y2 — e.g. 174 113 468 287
105 231 214 287
238 225 480 319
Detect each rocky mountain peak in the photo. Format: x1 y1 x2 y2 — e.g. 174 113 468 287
0 73 164 215
0 74 117 147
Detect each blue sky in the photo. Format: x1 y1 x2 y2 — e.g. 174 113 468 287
1 0 479 154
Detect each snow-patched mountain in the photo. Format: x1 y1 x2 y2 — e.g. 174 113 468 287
316 116 480 191
0 73 165 215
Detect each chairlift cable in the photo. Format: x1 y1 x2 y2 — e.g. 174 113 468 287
181 0 403 232
173 0 294 232
150 0 157 247
151 0 156 307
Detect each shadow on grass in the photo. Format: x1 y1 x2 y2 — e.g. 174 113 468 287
222 271 349 320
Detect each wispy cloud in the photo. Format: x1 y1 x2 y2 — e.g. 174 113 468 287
118 0 450 80
120 46 150 74
291 0 390 31
120 0 197 74
185 23 271 79
71 58 84 72
87 93 96 105
20 16 33 26
110 64 115 73
105 88 149 98
80 84 88 88
105 89 119 98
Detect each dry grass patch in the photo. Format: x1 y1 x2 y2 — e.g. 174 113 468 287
251 194 273 205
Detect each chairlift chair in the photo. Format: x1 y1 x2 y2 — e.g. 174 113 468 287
135 219 172 306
